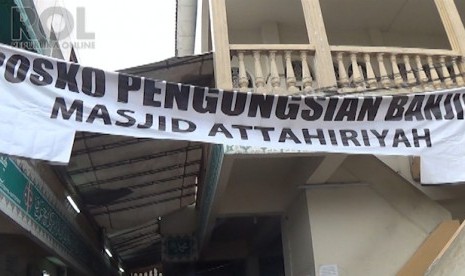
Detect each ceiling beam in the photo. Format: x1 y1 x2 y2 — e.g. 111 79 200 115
113 232 160 248
72 138 150 156
68 145 202 175
77 161 200 189
81 172 199 192
74 132 105 141
90 184 197 209
109 222 158 239
91 193 196 216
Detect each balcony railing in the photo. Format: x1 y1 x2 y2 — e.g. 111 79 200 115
229 44 465 95
230 44 316 94
331 46 465 94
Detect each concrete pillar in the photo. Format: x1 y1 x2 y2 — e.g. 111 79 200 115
300 0 337 89
434 0 465 55
209 0 233 89
176 0 198 56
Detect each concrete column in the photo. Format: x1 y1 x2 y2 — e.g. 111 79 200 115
176 0 198 56
434 0 465 55
300 0 337 89
209 0 233 89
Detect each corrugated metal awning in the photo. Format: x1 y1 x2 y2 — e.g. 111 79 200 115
58 53 214 269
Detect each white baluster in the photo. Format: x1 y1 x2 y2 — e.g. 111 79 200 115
377 53 391 89
285 51 299 93
336 52 350 90
451 57 464 86
459 56 465 76
269 51 281 93
350 52 364 91
364 53 377 89
390 54 403 88
415 55 430 91
237 51 249 92
403 55 418 90
253 51 267 93
427 56 442 89
439 56 453 88
301 51 314 93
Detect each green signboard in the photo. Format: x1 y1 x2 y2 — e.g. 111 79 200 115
0 156 112 275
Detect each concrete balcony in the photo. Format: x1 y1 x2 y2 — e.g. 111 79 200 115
209 0 465 95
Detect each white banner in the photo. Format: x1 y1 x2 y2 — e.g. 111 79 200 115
0 44 464 183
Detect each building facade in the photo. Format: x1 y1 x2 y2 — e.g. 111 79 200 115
177 0 465 275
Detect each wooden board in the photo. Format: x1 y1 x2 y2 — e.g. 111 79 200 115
397 220 460 276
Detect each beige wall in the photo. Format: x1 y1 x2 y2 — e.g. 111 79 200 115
216 172 296 215
228 25 309 44
454 0 465 26
225 0 308 45
215 157 314 216
303 155 452 276
326 30 451 49
281 193 315 276
224 0 452 49
269 154 451 276
307 185 438 276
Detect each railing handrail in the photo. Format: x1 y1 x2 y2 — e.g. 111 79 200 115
329 45 458 56
230 44 316 51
